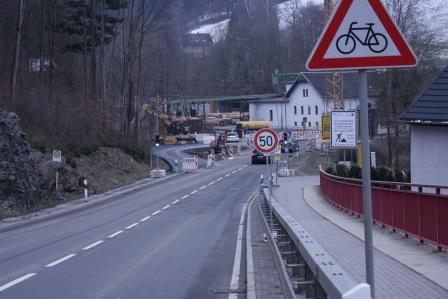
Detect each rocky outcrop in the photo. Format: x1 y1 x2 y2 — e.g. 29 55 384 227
0 112 40 214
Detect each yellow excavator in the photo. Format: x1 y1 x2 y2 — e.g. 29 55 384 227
140 104 197 145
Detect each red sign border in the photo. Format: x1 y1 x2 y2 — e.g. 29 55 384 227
254 128 279 154
306 0 417 71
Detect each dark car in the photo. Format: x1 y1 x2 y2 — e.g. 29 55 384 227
279 140 299 153
251 149 271 164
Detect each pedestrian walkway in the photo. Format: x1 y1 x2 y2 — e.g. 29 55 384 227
249 196 286 299
273 175 448 299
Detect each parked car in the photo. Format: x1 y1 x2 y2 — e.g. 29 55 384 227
226 131 240 143
251 149 271 164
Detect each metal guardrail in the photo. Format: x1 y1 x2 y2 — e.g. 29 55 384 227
260 188 371 299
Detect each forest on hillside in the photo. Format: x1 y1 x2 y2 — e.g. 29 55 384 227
0 0 446 160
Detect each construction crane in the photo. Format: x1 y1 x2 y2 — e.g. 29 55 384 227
324 0 343 111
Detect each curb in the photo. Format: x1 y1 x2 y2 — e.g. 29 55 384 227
0 173 184 233
246 193 257 299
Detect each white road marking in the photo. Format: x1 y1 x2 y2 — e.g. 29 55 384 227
181 195 189 199
108 231 123 238
232 171 237 174
172 199 180 204
225 174 231 177
199 185 206 190
243 165 248 168
190 190 198 194
217 177 223 181
140 216 151 222
46 254 76 267
152 210 161 216
126 223 139 230
0 273 36 293
83 240 104 250
228 202 248 299
208 181 215 186
162 205 170 210
238 167 243 171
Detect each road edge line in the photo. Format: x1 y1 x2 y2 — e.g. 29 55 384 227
246 194 257 299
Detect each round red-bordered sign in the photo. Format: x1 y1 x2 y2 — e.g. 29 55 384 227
253 128 279 154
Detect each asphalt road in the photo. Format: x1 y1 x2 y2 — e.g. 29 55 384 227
156 144 210 170
0 153 266 299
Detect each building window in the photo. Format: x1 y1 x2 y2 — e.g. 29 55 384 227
303 89 309 97
301 106 304 115
269 110 273 121
308 106 311 115
294 106 297 115
294 121 298 127
315 105 318 115
316 121 319 128
308 122 311 127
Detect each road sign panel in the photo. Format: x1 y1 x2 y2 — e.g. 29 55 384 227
52 150 62 163
331 111 357 148
307 0 417 70
254 128 279 154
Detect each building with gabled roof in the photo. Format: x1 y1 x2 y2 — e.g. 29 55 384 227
401 65 448 188
249 72 379 130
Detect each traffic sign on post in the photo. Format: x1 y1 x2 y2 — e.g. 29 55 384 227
253 128 279 155
306 0 417 71
331 111 357 148
52 150 62 163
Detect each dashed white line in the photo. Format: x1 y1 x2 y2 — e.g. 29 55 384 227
172 199 180 204
162 205 171 210
108 230 123 238
46 254 76 267
232 171 237 174
83 240 104 250
208 181 215 186
243 165 248 168
140 216 151 222
181 195 189 199
126 223 139 230
0 273 36 293
217 177 223 181
190 190 198 194
238 167 243 171
199 185 207 190
152 210 161 216
225 174 231 177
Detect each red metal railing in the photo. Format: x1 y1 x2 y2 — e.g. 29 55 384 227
320 167 448 251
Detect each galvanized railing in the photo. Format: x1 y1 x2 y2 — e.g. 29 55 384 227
259 188 371 299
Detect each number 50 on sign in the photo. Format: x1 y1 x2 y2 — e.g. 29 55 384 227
253 128 279 154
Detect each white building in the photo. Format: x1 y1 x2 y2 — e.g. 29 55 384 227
401 65 448 189
249 72 378 130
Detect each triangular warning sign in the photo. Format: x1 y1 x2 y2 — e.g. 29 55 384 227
307 0 417 70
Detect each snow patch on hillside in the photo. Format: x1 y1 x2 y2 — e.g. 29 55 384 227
189 18 230 43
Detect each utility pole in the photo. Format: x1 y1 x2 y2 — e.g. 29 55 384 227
156 94 160 170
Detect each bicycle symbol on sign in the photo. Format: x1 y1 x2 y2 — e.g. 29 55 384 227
336 22 388 54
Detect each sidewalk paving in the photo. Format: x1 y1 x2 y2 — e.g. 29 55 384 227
273 175 448 299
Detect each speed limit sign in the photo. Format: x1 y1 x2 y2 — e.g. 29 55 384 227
253 128 279 154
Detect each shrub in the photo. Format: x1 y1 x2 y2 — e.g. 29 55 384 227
101 139 148 162
29 138 48 152
79 143 99 156
394 170 406 182
377 166 394 181
348 165 362 179
325 166 334 175
336 164 348 177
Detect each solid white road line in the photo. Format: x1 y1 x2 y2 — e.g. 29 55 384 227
108 231 123 238
232 170 237 174
126 223 139 230
228 201 248 299
199 185 206 190
217 177 223 181
83 240 104 250
208 181 215 186
181 195 189 199
238 167 243 171
152 210 161 216
46 254 76 267
140 216 151 222
162 205 170 210
172 199 180 204
225 174 231 177
0 273 36 293
190 190 198 194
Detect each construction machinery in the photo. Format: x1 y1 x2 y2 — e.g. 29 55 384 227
140 103 198 145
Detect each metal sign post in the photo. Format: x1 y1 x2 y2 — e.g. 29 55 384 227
359 70 375 297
